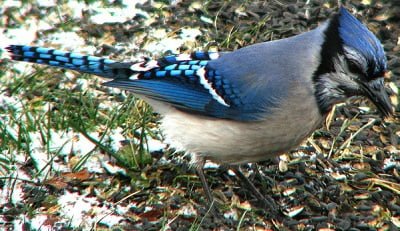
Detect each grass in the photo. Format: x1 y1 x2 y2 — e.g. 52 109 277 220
0 62 156 203
0 64 157 172
0 63 164 230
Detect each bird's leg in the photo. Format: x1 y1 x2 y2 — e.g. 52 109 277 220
195 164 214 204
192 156 218 215
230 165 279 216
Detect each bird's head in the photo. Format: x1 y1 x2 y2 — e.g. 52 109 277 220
314 6 393 117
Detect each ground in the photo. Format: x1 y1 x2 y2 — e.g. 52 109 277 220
0 0 399 230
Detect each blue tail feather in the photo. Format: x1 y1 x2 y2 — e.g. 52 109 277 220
6 45 132 79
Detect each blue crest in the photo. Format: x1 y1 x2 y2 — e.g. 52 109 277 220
338 7 387 77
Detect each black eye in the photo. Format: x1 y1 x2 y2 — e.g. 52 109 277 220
348 61 363 75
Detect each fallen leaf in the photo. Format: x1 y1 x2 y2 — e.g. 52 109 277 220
62 169 91 182
44 177 68 190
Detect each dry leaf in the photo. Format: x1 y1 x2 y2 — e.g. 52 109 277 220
62 169 91 182
353 162 371 170
139 209 163 222
45 177 68 190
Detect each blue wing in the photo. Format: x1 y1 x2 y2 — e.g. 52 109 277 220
104 51 244 119
107 46 292 121
105 50 285 121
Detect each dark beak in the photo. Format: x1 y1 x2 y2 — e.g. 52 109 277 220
361 78 393 117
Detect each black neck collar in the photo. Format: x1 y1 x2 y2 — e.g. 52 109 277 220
313 13 344 115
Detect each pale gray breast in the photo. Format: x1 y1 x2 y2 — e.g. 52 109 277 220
159 86 324 165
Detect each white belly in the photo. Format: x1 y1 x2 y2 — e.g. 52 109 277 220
148 89 324 165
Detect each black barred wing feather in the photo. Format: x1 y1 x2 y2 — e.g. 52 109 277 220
105 51 260 120
7 45 270 121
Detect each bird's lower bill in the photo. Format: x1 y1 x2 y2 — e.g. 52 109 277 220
361 79 393 117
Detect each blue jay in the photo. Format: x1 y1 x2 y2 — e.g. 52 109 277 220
6 7 392 214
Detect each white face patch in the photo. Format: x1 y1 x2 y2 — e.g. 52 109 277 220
197 68 230 107
316 55 361 106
